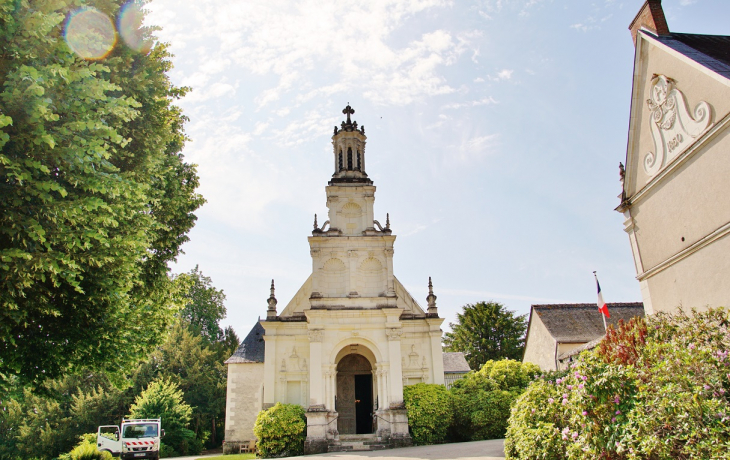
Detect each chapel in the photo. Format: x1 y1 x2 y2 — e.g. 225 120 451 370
224 106 448 454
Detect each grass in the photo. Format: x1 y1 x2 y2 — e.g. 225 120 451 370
202 454 256 460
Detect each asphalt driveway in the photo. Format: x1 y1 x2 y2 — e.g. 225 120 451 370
177 439 506 460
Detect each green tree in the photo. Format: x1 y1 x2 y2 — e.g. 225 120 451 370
0 0 204 390
174 266 227 342
133 321 227 449
129 378 195 456
443 301 527 369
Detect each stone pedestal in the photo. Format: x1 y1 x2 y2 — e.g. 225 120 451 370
304 406 329 454
387 406 412 448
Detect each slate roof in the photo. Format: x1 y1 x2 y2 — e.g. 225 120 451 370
225 322 265 364
532 303 645 343
443 352 471 373
650 31 730 81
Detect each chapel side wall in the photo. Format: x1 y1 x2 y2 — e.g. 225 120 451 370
522 316 558 371
643 233 730 313
224 363 264 449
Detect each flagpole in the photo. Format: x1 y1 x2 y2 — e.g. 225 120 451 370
594 271 607 332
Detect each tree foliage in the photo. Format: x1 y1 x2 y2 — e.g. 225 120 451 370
443 301 527 369
174 265 227 342
0 0 204 389
129 378 196 456
0 271 236 459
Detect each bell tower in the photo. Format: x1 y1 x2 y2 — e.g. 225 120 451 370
310 105 395 301
330 104 371 184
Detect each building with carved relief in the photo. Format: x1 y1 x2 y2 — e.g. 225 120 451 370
618 0 730 314
223 106 462 454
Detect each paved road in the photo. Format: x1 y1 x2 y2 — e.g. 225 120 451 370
176 439 506 460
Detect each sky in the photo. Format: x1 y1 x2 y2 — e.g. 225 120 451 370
142 0 730 339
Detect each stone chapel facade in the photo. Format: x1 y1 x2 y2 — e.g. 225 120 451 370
224 106 445 454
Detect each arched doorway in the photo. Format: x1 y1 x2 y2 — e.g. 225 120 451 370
336 354 373 434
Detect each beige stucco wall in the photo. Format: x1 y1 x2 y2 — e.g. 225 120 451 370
522 315 557 371
630 129 730 270
225 362 264 443
623 33 730 314
643 232 730 313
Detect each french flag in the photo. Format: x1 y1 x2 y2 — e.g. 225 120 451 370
594 274 610 318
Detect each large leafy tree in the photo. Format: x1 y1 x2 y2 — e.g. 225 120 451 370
175 265 227 342
0 0 204 389
443 301 527 369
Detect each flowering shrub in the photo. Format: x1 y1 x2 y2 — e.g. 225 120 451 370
403 383 453 445
505 308 730 459
253 403 306 458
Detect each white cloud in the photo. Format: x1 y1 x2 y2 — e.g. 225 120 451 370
442 96 498 110
147 0 460 108
474 77 485 83
487 69 514 81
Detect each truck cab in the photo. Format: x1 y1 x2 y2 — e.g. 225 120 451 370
98 419 164 460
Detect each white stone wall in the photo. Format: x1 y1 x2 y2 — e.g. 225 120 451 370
224 362 265 443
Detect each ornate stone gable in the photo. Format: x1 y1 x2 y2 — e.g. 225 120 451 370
643 74 713 179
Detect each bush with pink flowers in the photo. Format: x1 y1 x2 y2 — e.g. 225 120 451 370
505 308 730 459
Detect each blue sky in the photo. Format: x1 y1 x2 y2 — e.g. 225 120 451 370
145 0 730 338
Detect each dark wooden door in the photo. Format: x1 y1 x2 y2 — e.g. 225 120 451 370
336 354 372 435
355 374 373 434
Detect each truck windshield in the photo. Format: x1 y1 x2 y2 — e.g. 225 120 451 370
123 424 158 438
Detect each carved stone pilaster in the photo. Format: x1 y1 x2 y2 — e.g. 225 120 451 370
386 328 403 341
308 329 324 342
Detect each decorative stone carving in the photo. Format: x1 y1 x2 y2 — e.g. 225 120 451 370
308 329 324 342
643 75 713 178
408 345 419 368
386 328 403 341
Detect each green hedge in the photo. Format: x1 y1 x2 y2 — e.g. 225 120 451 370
401 359 538 445
505 308 730 459
253 403 306 458
403 383 452 445
448 359 539 442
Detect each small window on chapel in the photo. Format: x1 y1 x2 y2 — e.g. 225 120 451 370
356 151 361 171
338 150 343 171
347 147 353 170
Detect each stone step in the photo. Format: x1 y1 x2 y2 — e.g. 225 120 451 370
328 434 388 453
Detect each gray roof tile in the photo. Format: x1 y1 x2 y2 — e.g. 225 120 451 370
532 303 644 343
225 322 265 364
443 352 471 373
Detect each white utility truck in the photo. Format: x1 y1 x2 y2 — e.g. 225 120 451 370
97 418 164 460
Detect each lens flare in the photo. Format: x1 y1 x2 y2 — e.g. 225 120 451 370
64 8 116 60
118 1 152 54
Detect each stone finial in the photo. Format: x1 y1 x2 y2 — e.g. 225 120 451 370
313 213 318 230
267 279 278 320
426 276 438 316
385 213 390 229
